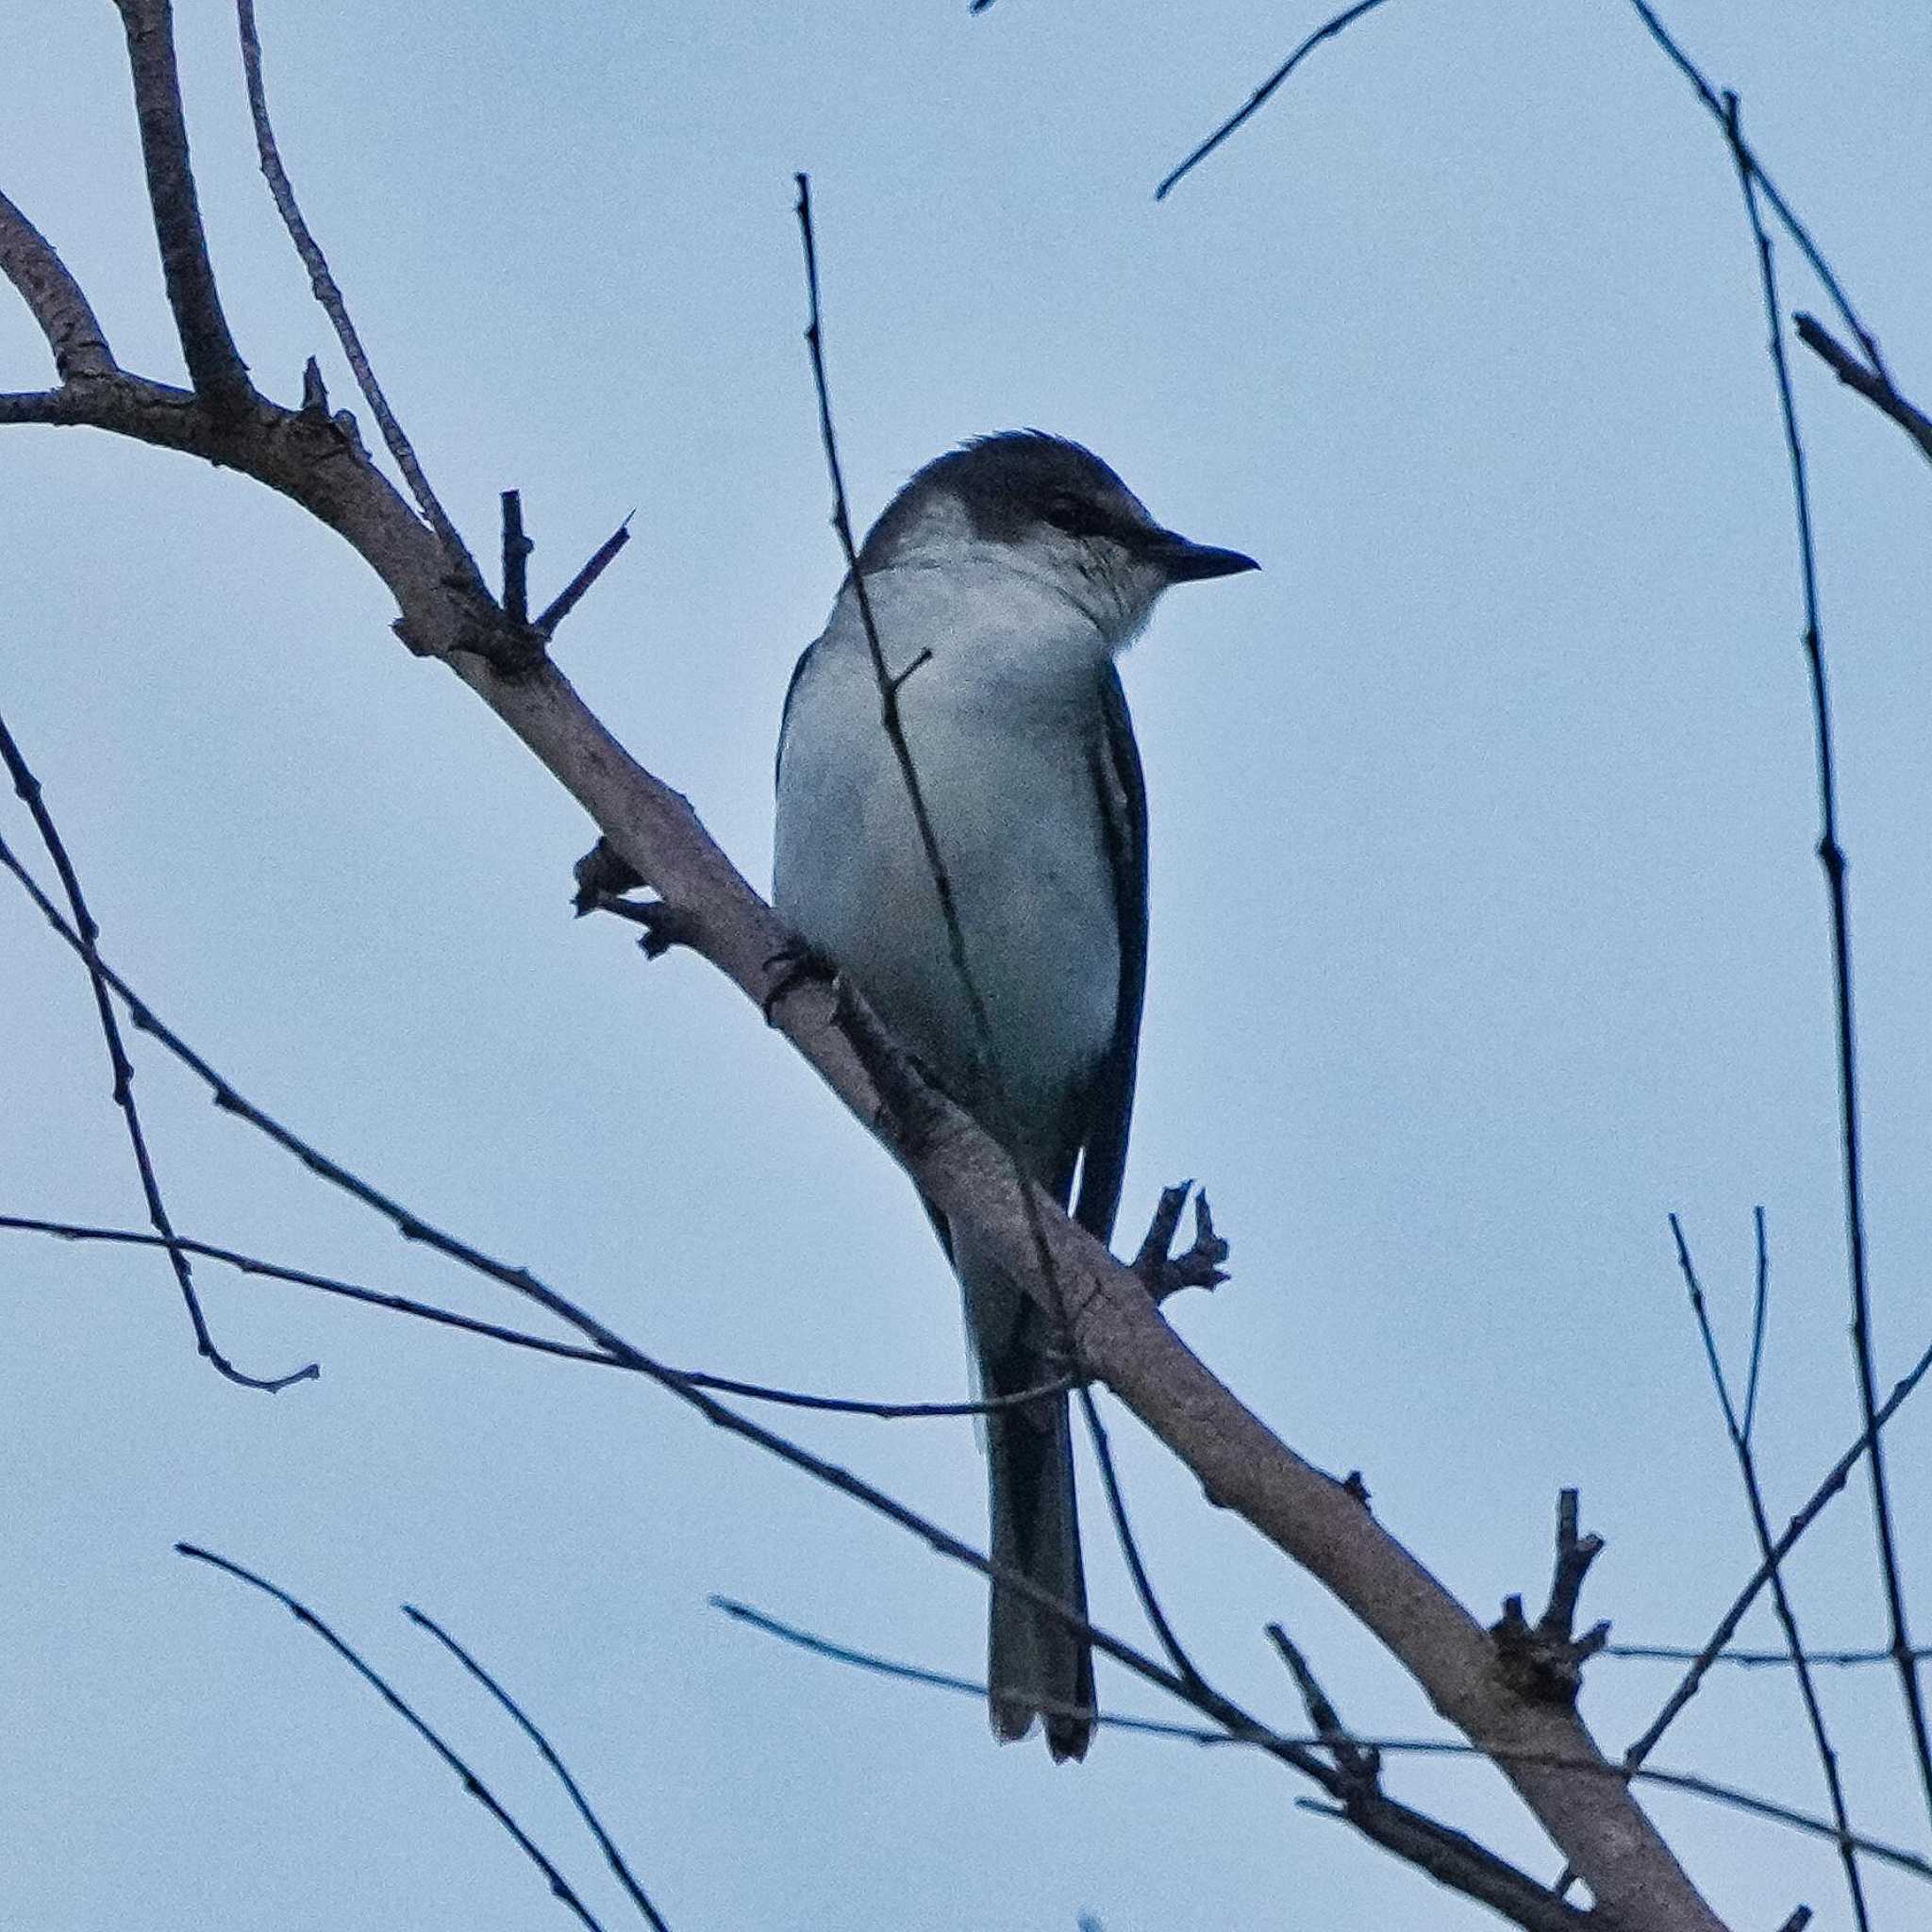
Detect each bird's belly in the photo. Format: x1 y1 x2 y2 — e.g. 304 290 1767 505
775 711 1119 1161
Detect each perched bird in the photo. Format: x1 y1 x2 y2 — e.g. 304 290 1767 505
773 431 1257 1758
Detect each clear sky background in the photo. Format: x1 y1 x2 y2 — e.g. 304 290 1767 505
5 3 1931 1926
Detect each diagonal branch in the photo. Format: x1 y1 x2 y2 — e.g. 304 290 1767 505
1155 0 1394 201
1672 1214 1870 1931
0 1210 1072 1420
112 0 253 410
0 190 116 379
178 1546 614 1931
0 717 312 1391
1795 313 1932 469
406 1607 673 1931
1721 87 1932 1838
235 0 478 582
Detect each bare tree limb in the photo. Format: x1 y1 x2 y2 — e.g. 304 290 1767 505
1155 0 1394 201
721 1597 1932 1890
0 189 116 379
176 1546 615 1931
0 716 313 1391
1720 86 1932 1838
1608 1642 1932 1670
1672 1213 1870 1932
1794 313 1932 468
406 1606 673 1931
233 0 478 581
112 0 252 410
0 1210 1072 1420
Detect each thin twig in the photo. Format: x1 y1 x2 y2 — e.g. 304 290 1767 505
1607 1642 1932 1669
234 0 477 579
1741 1205 1770 1446
536 516 633 635
1724 87 1932 1836
177 1546 609 1931
406 1607 672 1931
714 1597 1932 1886
711 1597 1224 1745
1671 1210 1869 1932
1793 313 1932 468
1628 1320 1932 1769
0 719 313 1391
1156 0 1395 201
0 1212 1071 1420
720 1603 1597 1930
1076 1383 1212 1690
1622 1 1889 379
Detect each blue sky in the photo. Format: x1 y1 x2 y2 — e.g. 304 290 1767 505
5 3 1932 1925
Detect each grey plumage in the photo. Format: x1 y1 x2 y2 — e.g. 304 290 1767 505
774 432 1255 1758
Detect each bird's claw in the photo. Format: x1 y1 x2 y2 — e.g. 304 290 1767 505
1132 1181 1230 1303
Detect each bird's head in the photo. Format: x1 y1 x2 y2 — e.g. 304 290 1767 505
857 430 1257 648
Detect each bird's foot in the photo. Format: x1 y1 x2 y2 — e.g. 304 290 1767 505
1132 1181 1230 1303
572 840 693 958
572 837 642 914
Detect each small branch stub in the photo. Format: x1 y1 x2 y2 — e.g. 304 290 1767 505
1491 1490 1610 1705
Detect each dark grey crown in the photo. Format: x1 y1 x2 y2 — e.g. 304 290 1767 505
857 430 1155 570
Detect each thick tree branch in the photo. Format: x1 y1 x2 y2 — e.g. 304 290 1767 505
0 190 116 379
112 0 253 411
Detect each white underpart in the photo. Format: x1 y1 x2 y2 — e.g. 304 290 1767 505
774 540 1136 1167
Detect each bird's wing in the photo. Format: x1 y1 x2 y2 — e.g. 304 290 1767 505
1071 665 1147 1244
773 637 818 790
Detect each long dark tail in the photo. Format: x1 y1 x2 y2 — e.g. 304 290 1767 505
960 1225 1093 1761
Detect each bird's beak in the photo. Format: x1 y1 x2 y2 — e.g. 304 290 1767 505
1141 529 1261 582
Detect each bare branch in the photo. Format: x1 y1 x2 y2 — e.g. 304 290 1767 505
1795 312 1932 468
1609 1641 1932 1670
112 0 253 409
1156 0 1394 201
0 718 313 1391
0 190 115 379
1491 1491 1609 1707
176 1546 612 1931
233 0 477 580
1621 1 1889 379
1672 1212 1870 1931
724 1599 1932 1899
1132 1180 1229 1301
536 515 634 635
1629 1318 1932 1769
406 1607 673 1931
0 1210 1076 1420
502 490 532 625
1722 85 1932 1837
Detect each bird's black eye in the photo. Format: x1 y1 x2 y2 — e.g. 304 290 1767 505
1041 491 1107 539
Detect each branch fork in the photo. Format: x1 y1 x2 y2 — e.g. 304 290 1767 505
1491 1491 1610 1706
